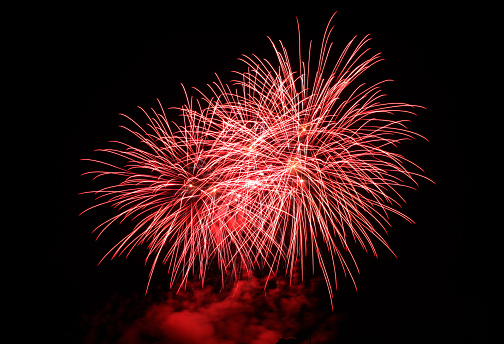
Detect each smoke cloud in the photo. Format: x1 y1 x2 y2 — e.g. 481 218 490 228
83 275 342 343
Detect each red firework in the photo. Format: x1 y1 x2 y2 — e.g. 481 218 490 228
82 14 429 300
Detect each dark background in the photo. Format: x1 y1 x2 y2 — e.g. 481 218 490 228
20 3 487 343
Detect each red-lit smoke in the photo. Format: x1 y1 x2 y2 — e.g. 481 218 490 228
83 276 341 344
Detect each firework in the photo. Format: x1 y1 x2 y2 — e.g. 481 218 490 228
82 13 429 300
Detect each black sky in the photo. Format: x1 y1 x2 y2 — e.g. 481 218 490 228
21 4 487 343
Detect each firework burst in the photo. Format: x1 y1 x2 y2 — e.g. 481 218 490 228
82 13 429 300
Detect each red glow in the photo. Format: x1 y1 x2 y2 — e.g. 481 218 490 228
82 13 430 303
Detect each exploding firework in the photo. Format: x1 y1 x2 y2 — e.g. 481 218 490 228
82 13 429 300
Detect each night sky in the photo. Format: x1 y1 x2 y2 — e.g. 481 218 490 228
22 4 487 343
